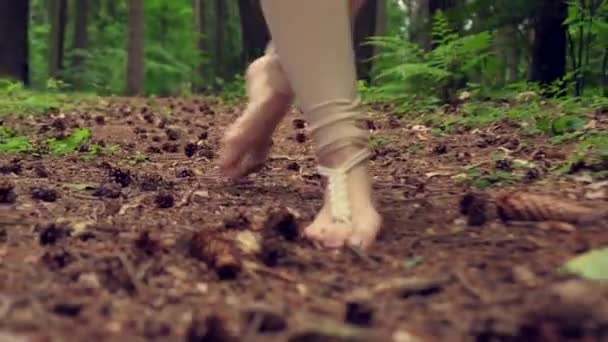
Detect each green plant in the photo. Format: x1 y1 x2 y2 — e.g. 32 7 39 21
0 136 33 153
462 167 523 189
127 152 151 165
0 79 95 116
0 125 33 152
366 11 494 110
47 128 92 156
370 135 390 148
217 74 246 103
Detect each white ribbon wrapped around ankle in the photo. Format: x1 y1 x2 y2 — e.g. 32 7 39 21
317 148 371 223
305 97 369 153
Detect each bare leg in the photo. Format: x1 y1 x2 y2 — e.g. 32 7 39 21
260 0 381 250
219 0 365 180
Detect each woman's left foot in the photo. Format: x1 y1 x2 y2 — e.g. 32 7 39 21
220 53 293 179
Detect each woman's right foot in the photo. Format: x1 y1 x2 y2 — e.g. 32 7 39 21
220 53 294 180
304 146 382 250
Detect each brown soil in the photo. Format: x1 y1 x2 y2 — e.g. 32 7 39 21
1 97 607 342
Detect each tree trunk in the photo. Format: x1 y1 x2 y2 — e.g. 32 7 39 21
494 24 520 85
127 0 145 95
530 0 567 89
354 0 387 82
49 0 68 79
410 0 432 51
159 0 169 45
72 0 89 76
375 0 387 38
602 48 608 96
0 0 29 85
237 0 270 66
429 0 460 17
506 33 521 83
194 0 208 92
214 0 226 81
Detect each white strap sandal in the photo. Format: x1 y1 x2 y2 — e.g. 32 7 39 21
318 148 371 224
305 97 371 224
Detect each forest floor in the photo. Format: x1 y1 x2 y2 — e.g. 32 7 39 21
1 95 608 342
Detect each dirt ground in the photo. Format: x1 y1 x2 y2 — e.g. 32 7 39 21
1 97 607 342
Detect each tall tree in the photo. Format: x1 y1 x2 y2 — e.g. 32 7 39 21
158 0 169 44
194 0 208 92
237 0 270 66
410 0 460 51
72 0 90 80
0 0 29 84
410 0 432 51
127 0 145 95
354 0 387 81
494 24 521 85
214 0 226 80
530 0 567 89
49 0 68 79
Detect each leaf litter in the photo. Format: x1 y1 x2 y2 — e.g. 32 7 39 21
0 96 606 341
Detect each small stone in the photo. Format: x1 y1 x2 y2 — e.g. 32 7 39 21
41 248 74 270
344 301 374 327
243 309 287 333
292 119 306 129
94 115 106 125
109 168 132 187
161 143 179 153
38 223 70 246
185 143 198 158
31 187 58 202
53 303 83 317
0 181 17 204
93 183 121 198
165 128 180 141
33 164 49 178
459 193 487 226
495 159 513 171
186 315 234 342
432 143 448 155
176 168 195 178
286 162 300 172
78 272 101 289
155 191 174 208
295 133 306 143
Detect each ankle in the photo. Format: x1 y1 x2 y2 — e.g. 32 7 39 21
318 144 370 169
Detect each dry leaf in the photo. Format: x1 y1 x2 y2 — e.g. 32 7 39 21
585 188 606 200
536 221 576 232
235 230 261 254
426 171 456 178
411 125 430 132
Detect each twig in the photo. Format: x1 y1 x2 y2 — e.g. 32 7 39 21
243 261 298 283
346 245 379 266
455 270 489 302
241 311 264 342
0 294 13 320
117 253 143 293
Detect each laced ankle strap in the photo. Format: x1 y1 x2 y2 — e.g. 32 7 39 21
317 148 371 223
305 97 368 153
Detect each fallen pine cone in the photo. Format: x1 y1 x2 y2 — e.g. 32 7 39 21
496 191 606 225
190 231 241 280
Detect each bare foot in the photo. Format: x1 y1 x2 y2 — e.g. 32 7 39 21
220 54 293 179
304 147 382 250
